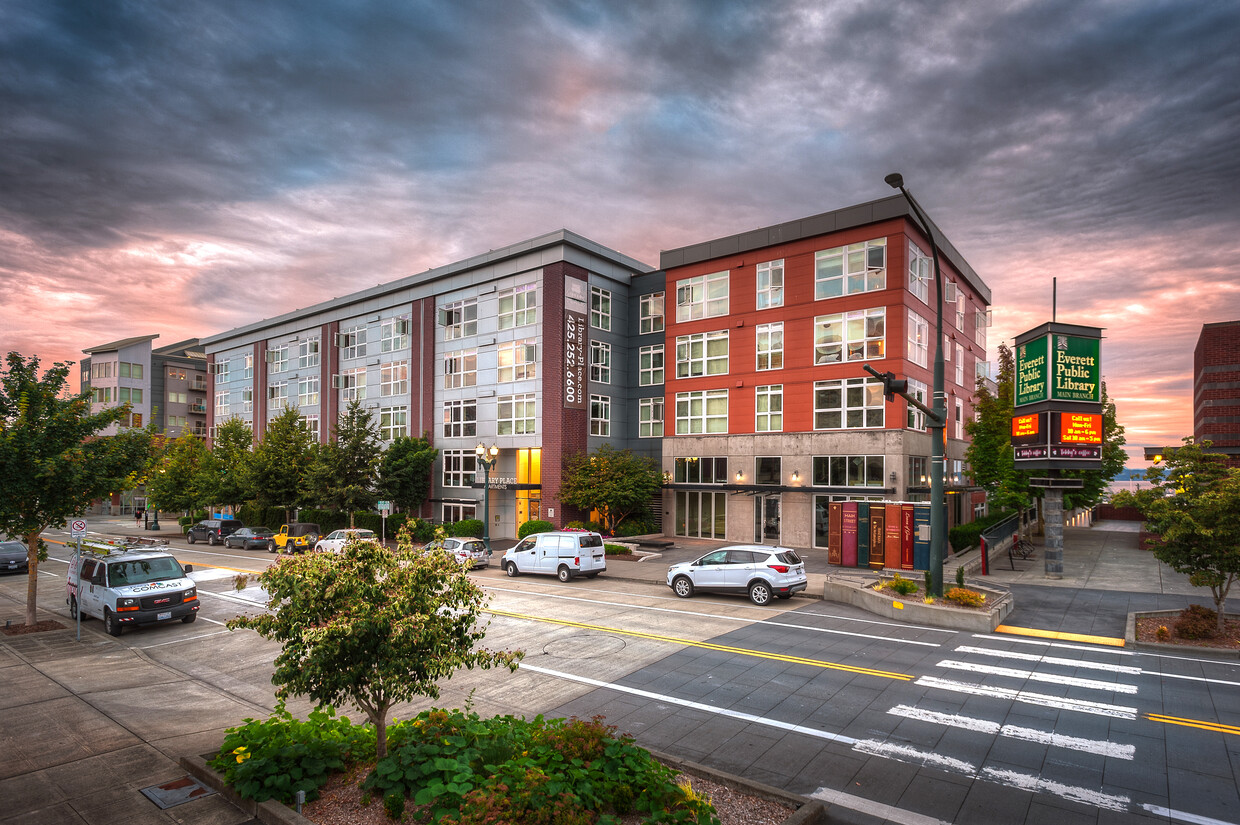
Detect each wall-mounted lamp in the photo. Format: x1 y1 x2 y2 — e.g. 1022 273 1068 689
890 471 897 483
735 470 744 483
791 470 800 483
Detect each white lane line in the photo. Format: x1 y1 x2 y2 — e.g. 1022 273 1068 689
1142 803 1240 825
518 663 859 745
955 645 1142 674
887 704 1135 759
809 787 952 825
916 675 1139 719
486 585 942 646
936 660 1139 694
980 767 1130 812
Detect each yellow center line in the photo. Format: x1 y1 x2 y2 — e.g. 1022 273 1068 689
1144 713 1240 736
995 624 1126 647
485 607 912 681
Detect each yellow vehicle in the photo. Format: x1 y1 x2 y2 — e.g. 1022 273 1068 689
269 523 321 553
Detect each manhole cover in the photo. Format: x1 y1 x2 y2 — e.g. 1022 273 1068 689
140 776 216 809
543 632 627 659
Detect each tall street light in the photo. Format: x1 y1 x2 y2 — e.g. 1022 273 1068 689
475 443 499 553
885 172 947 597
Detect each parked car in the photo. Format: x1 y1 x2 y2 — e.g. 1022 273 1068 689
502 531 605 581
422 537 490 569
0 539 28 574
666 545 807 606
65 548 198 636
270 523 321 553
314 528 377 553
223 527 276 550
185 518 244 546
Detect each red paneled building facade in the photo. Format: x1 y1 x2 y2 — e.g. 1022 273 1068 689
1194 320 1240 467
659 195 992 549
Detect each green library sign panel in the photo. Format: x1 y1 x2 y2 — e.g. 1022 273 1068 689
1016 332 1101 406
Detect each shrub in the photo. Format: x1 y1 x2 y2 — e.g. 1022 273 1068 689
944 587 986 608
1175 604 1219 639
613 518 656 538
604 543 632 555
564 521 586 530
450 518 485 538
519 520 555 538
886 573 918 596
956 566 966 587
1155 625 1171 641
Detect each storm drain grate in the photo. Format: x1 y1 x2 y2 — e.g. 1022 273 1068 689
140 776 217 809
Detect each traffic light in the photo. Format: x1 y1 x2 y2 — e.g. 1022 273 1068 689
881 371 907 402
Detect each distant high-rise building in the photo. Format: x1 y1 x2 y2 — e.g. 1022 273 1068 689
1194 320 1240 467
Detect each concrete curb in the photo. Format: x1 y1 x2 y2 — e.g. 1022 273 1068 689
822 574 1013 632
1125 609 1240 659
181 754 315 825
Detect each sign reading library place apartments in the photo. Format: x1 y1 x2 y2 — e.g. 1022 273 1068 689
1012 322 1104 469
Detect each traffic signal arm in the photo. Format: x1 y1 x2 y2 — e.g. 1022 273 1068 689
862 364 944 426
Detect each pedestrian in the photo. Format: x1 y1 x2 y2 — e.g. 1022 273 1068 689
134 508 142 526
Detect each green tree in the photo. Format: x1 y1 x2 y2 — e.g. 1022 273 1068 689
965 344 1031 514
376 434 438 513
560 444 662 534
303 401 381 527
250 407 313 523
1060 381 1127 510
0 353 153 626
227 528 523 758
206 417 255 512
1113 438 1240 633
145 431 213 518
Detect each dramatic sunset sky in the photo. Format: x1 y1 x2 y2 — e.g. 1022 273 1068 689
4 1 1238 466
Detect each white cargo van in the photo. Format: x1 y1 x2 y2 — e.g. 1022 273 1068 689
66 548 198 637
502 531 606 581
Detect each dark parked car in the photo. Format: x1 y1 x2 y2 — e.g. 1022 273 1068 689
0 540 28 574
185 519 244 546
223 527 276 550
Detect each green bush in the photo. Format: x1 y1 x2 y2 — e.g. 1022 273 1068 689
944 587 986 608
886 573 918 596
604 543 632 556
613 519 656 538
519 520 555 538
1175 604 1219 639
450 518 484 538
956 566 966 587
948 509 1018 554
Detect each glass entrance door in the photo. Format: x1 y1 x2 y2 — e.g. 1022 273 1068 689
754 495 780 543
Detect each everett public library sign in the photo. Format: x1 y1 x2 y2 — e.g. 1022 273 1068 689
1012 322 1104 469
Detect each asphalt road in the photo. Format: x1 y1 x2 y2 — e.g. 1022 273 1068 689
24 530 1240 825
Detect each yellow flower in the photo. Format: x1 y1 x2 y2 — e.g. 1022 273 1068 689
233 746 251 763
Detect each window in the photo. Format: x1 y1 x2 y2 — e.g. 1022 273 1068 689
673 457 728 483
215 391 230 417
298 338 320 369
908 456 929 487
168 391 187 404
906 378 928 431
498 284 537 329
339 326 366 360
443 399 477 438
590 395 610 436
639 345 664 386
380 361 408 397
675 389 728 434
441 299 478 340
814 308 885 364
242 388 253 413
444 349 477 389
955 288 966 331
268 344 289 372
909 241 931 303
243 354 254 380
497 340 537 382
443 502 477 523
812 455 885 487
379 406 407 441
380 318 410 352
168 367 187 381
755 385 782 432
639 292 665 334
590 341 611 384
975 310 988 350
756 260 784 309
118 387 144 403
955 398 965 440
118 362 144 379
209 362 226 382
675 330 729 378
676 271 729 321
443 450 477 487
498 394 536 435
303 414 320 440
639 397 664 438
338 367 367 401
590 286 612 331
167 415 187 429
92 362 114 379
756 322 783 370
755 457 782 485
268 382 287 407
955 343 965 386
907 310 930 368
815 238 886 299
298 377 319 407
813 377 883 429
92 387 113 404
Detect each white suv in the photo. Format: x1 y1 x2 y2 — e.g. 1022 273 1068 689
66 549 198 636
667 545 807 605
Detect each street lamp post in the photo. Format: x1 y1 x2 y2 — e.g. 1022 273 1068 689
885 172 947 597
475 443 499 553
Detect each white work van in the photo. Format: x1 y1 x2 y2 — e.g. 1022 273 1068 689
501 531 606 581
66 548 198 637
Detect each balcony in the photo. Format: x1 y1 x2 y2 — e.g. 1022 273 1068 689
190 379 208 393
188 403 208 414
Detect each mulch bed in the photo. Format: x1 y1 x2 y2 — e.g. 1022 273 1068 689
2 620 66 636
1135 615 1240 650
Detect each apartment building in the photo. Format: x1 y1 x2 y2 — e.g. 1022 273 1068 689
1194 319 1240 467
659 195 992 549
81 336 209 439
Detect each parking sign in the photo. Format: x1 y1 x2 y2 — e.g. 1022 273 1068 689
70 519 87 538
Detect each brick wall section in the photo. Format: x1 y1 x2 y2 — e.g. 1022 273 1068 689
417 298 436 443
255 341 268 441
542 261 591 526
321 321 337 443
1193 320 1240 464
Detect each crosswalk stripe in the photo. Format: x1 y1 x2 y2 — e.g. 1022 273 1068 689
936 660 1139 694
916 675 1139 719
954 644 1142 674
886 704 1135 759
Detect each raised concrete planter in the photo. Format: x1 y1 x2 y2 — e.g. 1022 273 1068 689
1125 609 1240 659
823 574 1013 632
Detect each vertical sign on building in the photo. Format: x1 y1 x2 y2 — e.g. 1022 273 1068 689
1012 323 1103 470
563 276 587 410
